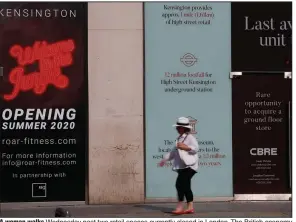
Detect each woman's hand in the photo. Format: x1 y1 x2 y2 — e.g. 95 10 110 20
177 142 187 150
158 159 166 167
177 142 191 151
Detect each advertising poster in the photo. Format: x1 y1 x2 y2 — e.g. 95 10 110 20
231 2 292 72
232 74 291 194
144 3 233 198
0 3 87 202
231 2 292 194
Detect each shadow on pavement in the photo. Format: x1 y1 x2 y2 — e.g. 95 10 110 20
134 204 174 214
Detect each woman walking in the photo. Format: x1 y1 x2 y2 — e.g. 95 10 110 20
159 117 199 214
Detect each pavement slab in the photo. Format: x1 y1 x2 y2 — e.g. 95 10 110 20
0 201 292 218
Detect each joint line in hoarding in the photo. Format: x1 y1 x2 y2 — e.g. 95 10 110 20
288 101 292 189
230 71 292 79
234 71 289 73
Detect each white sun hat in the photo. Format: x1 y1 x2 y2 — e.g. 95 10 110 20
172 117 192 129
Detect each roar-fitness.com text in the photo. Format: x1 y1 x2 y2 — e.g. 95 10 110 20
2 137 76 145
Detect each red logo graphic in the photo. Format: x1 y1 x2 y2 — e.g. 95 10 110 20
4 39 75 101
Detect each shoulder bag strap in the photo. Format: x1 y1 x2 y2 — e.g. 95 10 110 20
181 133 189 143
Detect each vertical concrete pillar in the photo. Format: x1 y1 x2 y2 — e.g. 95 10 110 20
88 3 144 204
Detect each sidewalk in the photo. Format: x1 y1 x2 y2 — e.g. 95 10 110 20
1 201 292 218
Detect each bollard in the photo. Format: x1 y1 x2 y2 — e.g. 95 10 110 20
55 207 71 217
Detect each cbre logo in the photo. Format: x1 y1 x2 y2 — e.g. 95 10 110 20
250 148 278 156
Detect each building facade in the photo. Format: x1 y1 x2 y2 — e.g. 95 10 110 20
0 2 292 204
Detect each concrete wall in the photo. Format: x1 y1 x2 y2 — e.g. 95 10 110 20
88 3 144 204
